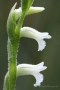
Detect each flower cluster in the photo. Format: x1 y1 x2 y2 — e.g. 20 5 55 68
13 3 51 87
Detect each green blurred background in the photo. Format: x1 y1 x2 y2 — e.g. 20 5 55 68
0 0 60 90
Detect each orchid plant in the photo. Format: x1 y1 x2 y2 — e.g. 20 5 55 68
3 0 51 90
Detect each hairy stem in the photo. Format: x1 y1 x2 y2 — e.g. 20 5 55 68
3 13 25 90
7 38 18 90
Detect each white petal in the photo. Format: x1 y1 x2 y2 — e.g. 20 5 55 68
37 39 46 51
32 73 43 87
17 62 47 74
27 7 45 15
17 62 47 76
36 32 51 51
39 32 52 39
21 27 51 39
35 62 47 72
20 27 41 39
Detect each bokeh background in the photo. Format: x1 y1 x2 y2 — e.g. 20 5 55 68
0 0 60 90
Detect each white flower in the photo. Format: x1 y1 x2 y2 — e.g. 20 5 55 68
14 7 45 20
20 27 51 51
17 62 47 87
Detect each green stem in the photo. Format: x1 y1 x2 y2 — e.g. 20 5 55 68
3 12 26 90
7 13 26 90
3 39 18 90
15 12 25 38
7 38 18 90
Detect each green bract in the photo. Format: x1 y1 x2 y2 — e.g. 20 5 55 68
7 3 17 42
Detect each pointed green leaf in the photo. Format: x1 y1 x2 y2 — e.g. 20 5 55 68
7 3 17 40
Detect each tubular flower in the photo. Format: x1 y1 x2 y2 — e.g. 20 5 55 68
14 6 45 20
20 27 51 51
17 62 47 87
